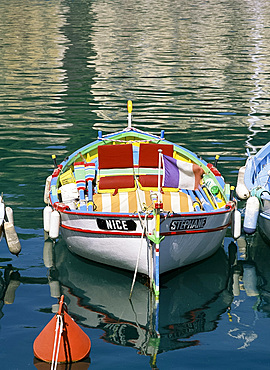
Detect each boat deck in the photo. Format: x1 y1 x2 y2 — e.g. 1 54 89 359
49 135 228 215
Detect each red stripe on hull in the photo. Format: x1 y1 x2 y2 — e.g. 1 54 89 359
60 222 230 236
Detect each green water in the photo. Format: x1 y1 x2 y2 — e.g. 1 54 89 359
0 0 270 368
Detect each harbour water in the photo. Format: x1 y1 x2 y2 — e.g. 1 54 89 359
0 0 270 368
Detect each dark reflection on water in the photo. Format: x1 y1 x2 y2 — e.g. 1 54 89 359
1 0 270 368
1 232 270 368
39 232 270 368
45 239 233 364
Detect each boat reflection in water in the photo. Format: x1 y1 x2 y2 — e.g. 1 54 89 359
0 263 20 319
43 239 234 366
250 234 270 315
227 233 270 350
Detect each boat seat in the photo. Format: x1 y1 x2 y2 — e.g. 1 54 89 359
93 189 193 213
138 143 174 189
136 189 193 213
97 144 136 194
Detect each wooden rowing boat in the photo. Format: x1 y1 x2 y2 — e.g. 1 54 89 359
44 102 237 286
236 141 270 242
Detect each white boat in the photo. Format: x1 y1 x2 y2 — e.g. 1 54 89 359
236 141 270 242
44 101 237 287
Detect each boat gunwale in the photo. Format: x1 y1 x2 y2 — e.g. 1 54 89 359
55 201 235 218
260 210 270 219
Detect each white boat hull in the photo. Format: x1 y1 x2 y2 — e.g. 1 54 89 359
242 141 270 239
258 198 270 242
60 208 233 276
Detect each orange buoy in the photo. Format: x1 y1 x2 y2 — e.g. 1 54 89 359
33 295 91 364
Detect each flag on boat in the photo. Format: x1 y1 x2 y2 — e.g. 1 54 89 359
162 155 204 190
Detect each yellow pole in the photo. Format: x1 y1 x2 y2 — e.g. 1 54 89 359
127 100 132 128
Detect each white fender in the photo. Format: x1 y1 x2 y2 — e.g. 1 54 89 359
44 175 52 204
49 210 60 240
236 166 250 200
43 206 52 233
5 207 14 225
4 222 21 255
232 209 241 240
243 196 260 234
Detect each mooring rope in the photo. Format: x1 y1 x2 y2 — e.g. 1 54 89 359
51 313 64 370
129 215 147 299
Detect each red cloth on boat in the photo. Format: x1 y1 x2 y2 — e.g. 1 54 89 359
138 143 173 188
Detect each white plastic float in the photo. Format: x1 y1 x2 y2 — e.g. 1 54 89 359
0 196 21 256
243 196 260 235
236 166 250 200
43 205 52 233
232 208 242 240
49 210 60 240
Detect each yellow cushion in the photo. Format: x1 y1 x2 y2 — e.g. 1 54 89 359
93 190 193 213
